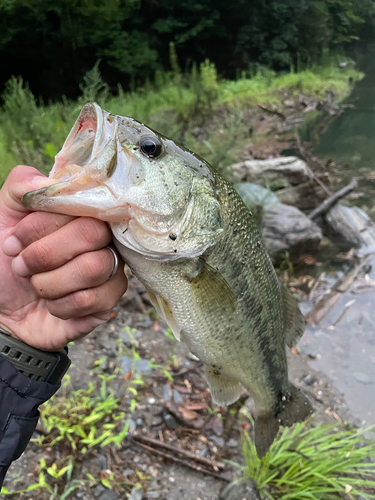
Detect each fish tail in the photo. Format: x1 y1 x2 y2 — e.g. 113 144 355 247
254 384 313 458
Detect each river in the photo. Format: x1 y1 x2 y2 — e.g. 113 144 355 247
297 57 375 426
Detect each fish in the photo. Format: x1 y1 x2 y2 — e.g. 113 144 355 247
23 102 313 457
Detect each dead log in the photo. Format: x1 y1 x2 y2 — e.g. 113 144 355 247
308 179 358 220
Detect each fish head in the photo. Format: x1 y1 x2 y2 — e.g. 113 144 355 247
23 103 223 259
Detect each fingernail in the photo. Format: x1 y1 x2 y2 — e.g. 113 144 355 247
12 255 29 277
2 236 23 256
31 176 56 190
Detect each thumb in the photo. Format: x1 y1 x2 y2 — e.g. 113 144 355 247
0 166 56 225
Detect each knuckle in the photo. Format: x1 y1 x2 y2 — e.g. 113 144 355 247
46 301 70 320
24 241 53 270
72 289 97 311
29 214 49 240
82 251 109 279
78 218 109 247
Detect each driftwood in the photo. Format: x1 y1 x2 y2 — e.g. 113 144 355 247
276 179 327 210
308 179 358 220
132 434 225 471
130 438 229 481
305 253 374 325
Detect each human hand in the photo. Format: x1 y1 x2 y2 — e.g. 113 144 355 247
0 166 127 351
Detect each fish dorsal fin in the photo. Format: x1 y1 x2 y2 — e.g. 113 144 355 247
186 260 237 315
281 283 305 347
145 287 181 342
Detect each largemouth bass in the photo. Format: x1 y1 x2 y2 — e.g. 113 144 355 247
23 103 312 456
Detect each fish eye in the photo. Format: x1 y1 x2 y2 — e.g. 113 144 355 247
140 136 162 158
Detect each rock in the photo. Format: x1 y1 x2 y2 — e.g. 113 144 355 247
172 389 184 404
146 492 160 499
303 374 317 386
236 182 279 212
119 329 142 344
163 384 171 401
206 416 223 436
226 438 239 448
261 203 322 257
120 356 151 374
209 435 225 447
231 156 309 188
163 413 180 429
325 203 375 250
99 491 119 500
219 479 260 500
353 372 373 385
128 419 136 433
92 484 105 497
298 342 320 359
129 487 143 500
276 179 327 210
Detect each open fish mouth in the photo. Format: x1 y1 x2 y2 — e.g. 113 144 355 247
22 103 124 218
48 102 118 189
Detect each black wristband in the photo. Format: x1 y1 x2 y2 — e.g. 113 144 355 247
0 328 70 384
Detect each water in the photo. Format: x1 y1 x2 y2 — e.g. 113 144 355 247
298 57 375 425
301 56 375 217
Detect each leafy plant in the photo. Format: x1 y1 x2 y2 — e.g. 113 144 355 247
241 421 375 500
37 374 129 454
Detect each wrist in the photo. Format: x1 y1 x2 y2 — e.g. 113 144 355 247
0 327 71 383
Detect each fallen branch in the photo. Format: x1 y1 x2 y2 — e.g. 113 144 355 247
295 133 332 196
133 434 225 471
130 438 229 482
308 179 358 220
305 253 373 325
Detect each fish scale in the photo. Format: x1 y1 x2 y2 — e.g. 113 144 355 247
23 102 313 457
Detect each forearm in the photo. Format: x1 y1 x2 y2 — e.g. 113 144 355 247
0 356 59 489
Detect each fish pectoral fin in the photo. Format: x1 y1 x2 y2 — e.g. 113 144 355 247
281 282 305 348
145 287 181 342
187 260 237 315
205 366 242 406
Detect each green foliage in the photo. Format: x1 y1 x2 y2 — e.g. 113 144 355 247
1 456 81 498
241 421 375 499
0 0 373 100
38 374 129 453
0 61 362 183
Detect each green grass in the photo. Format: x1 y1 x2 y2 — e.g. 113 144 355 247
241 421 375 500
0 128 19 186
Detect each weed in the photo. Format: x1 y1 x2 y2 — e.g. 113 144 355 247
278 251 294 279
240 421 375 500
37 374 128 454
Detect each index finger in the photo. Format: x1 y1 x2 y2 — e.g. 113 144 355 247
12 217 112 277
3 212 75 256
